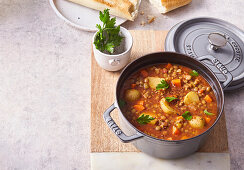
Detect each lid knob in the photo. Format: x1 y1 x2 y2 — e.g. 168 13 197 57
208 33 227 51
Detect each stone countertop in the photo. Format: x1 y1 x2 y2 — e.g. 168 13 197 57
0 0 243 169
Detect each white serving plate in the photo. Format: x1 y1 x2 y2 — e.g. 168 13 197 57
49 0 127 32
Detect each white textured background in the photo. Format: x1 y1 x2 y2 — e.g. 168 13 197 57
0 0 243 169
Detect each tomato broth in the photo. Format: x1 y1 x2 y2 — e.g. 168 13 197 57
119 63 218 140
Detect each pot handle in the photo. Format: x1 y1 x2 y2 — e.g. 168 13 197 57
197 55 233 89
103 103 144 143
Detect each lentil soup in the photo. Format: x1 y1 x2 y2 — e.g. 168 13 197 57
119 63 218 140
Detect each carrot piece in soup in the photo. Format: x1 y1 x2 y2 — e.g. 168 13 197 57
172 126 181 135
176 116 183 120
140 70 148 78
172 79 181 88
205 117 211 123
165 63 172 69
131 84 136 88
181 136 188 140
136 100 144 106
133 105 145 112
198 89 204 94
204 95 212 103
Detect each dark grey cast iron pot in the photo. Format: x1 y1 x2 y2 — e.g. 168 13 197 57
103 52 233 159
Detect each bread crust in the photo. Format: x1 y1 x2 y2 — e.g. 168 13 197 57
149 0 191 13
67 0 140 21
161 0 192 13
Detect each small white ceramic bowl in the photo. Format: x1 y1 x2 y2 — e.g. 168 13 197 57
92 27 133 71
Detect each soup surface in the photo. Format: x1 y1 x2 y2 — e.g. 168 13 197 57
119 63 218 140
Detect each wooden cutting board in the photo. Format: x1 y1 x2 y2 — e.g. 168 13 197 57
91 30 229 153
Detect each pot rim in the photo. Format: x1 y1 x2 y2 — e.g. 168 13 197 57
115 51 225 143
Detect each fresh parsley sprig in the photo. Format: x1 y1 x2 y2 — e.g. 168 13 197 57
204 109 214 115
156 80 169 90
94 9 123 54
165 97 178 102
189 70 199 77
182 111 192 120
136 114 155 125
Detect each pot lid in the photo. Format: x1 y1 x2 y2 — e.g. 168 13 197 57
165 18 244 91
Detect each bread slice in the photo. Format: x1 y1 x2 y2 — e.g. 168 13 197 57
67 0 141 21
149 0 192 13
